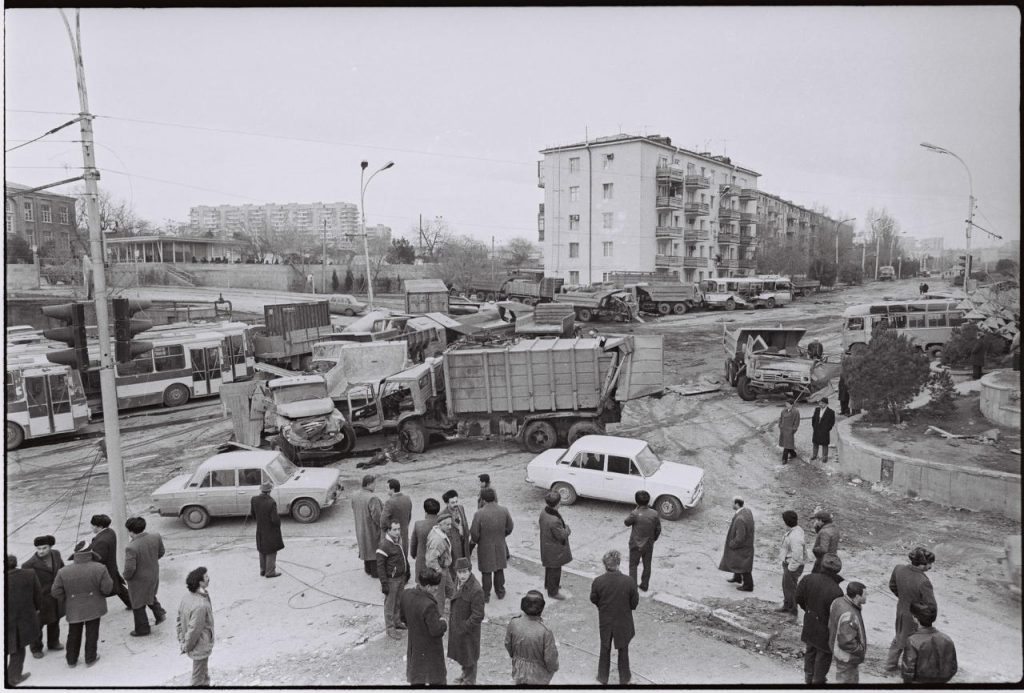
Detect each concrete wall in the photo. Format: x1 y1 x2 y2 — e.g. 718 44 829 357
980 369 1022 430
5 264 40 290
836 415 1021 521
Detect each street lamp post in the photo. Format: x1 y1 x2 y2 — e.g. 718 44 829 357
920 142 974 291
835 217 856 266
359 160 395 308
321 220 328 294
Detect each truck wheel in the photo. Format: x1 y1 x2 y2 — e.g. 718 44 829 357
551 482 578 506
737 375 758 401
849 343 867 356
567 420 602 445
336 423 356 454
486 292 497 302
766 297 777 309
180 506 210 530
523 420 557 453
291 498 321 524
163 383 191 408
6 422 25 451
657 302 672 315
725 360 736 387
655 495 684 521
673 302 688 315
399 418 427 453
577 308 593 322
725 298 736 311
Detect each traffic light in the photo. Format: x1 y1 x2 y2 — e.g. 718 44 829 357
42 302 88 371
113 298 154 363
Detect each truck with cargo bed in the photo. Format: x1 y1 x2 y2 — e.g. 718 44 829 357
251 301 334 370
552 288 639 322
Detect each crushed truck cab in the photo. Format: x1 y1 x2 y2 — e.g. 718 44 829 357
722 326 839 402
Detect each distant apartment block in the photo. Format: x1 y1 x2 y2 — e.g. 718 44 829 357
537 134 761 285
753 191 842 258
188 200 360 248
5 182 79 258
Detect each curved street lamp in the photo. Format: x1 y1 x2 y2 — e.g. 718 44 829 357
920 142 974 289
359 160 395 308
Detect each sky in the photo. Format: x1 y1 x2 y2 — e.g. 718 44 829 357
4 6 1020 251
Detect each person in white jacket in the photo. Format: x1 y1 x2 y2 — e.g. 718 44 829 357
828 582 867 684
177 567 215 687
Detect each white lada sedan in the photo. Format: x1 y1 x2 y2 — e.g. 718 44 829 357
525 435 704 520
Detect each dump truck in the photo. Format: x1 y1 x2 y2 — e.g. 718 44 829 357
628 283 703 316
722 326 840 402
503 275 565 305
251 301 334 370
552 288 639 322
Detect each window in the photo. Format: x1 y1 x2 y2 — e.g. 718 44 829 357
573 452 603 471
603 183 613 200
907 313 927 328
23 201 33 221
947 311 965 327
569 242 580 258
116 353 154 376
40 205 52 223
603 153 614 170
538 229 544 242
847 317 865 331
569 271 580 285
568 215 580 231
606 455 631 475
5 211 13 233
569 157 580 173
603 242 613 257
927 313 947 328
200 470 236 488
154 345 186 372
603 213 614 229
238 468 263 486
569 186 580 202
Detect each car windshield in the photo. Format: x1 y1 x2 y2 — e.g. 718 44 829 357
273 383 327 404
634 445 662 476
266 455 297 483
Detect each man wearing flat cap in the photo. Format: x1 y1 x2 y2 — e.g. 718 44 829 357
811 510 841 574
447 557 485 685
250 482 283 578
810 398 836 463
23 536 65 657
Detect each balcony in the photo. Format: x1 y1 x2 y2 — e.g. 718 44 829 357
740 211 756 224
683 256 708 269
684 175 711 189
655 226 683 239
719 183 739 196
655 165 686 182
739 258 757 269
739 233 756 246
718 231 739 244
739 188 758 201
718 208 740 222
537 161 545 188
683 228 710 242
717 258 739 270
684 202 710 216
656 195 684 210
655 254 683 268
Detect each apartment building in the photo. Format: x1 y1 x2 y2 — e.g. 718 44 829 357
5 182 79 259
537 134 760 285
753 191 843 272
188 200 360 244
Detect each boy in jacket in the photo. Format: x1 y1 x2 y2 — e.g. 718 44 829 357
828 581 868 683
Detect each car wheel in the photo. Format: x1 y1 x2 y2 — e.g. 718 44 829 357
180 506 210 530
291 498 321 524
658 302 672 315
522 420 557 454
551 482 578 506
725 298 736 311
163 383 191 408
673 302 688 315
577 308 593 322
655 495 683 521
399 417 427 453
766 297 776 309
486 293 497 302
344 308 354 317
567 420 602 445
737 375 758 401
6 421 25 451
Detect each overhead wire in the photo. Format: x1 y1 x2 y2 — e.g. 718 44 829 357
5 116 83 153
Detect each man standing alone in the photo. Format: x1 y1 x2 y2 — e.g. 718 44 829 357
624 490 661 592
352 474 383 578
538 491 572 600
778 399 801 462
123 517 167 636
590 549 639 685
809 398 836 463
250 482 283 578
719 496 755 592
381 478 413 559
177 567 214 687
828 582 868 683
470 488 514 603
775 510 805 619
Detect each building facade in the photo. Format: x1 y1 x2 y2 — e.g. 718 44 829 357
537 134 761 285
5 182 79 259
188 200 360 247
753 191 843 272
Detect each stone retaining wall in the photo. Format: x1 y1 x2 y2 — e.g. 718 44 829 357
4 264 41 289
836 415 1021 521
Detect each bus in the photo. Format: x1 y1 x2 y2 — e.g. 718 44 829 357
699 276 793 310
113 332 229 408
841 299 966 356
6 361 91 450
139 321 256 382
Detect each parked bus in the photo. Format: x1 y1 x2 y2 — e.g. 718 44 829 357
114 333 228 408
140 321 256 382
700 277 793 310
6 361 91 450
841 299 966 356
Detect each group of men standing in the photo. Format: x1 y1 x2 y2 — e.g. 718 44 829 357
778 397 837 463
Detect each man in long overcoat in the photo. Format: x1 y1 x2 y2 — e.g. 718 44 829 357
795 553 844 684
971 332 987 380
590 549 639 685
470 487 514 602
811 510 841 574
411 497 440 582
352 474 384 578
884 547 937 672
86 513 132 609
447 557 485 685
250 482 284 578
380 478 413 558
442 489 472 570
23 535 65 657
52 543 113 668
810 398 836 463
778 399 801 462
719 496 755 591
538 491 572 600
5 555 41 686
838 371 851 416
399 567 448 686
123 517 167 637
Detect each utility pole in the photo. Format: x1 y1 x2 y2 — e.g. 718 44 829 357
60 9 128 561
965 194 975 291
321 219 327 294
861 242 867 273
874 233 881 280
491 236 496 279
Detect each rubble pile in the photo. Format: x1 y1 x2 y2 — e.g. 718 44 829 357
958 284 1020 342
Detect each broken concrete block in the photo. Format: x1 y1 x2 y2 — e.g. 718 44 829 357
979 428 1001 443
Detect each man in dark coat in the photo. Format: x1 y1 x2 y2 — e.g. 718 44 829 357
778 399 801 462
901 601 957 684
795 553 844 684
971 332 986 380
810 510 841 574
352 474 383 577
476 473 497 510
5 555 41 686
442 489 472 570
589 549 639 685
885 547 937 672
719 496 755 591
809 397 836 463
539 491 572 600
250 482 284 578
505 591 559 685
86 513 132 609
470 487 514 603
52 542 113 668
380 478 413 558
411 498 440 583
23 535 64 657
624 490 661 592
447 557 485 685
838 372 851 416
399 567 448 686
123 516 167 637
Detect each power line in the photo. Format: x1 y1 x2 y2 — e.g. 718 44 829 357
5 116 83 153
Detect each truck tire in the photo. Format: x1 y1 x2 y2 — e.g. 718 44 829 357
567 420 602 445
551 482 578 506
399 418 428 453
657 302 672 315
486 292 497 302
725 298 736 311
655 495 684 521
737 375 758 401
766 297 777 309
673 302 688 315
577 308 593 322
290 498 321 524
6 421 25 451
180 506 210 530
523 420 557 453
163 383 191 408
336 423 356 454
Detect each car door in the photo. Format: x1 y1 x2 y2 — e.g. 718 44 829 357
235 467 264 514
196 469 237 516
562 449 604 499
602 454 647 503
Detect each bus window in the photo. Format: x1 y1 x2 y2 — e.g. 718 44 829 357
907 313 927 328
25 377 46 408
5 371 22 401
948 312 965 327
871 316 890 330
48 374 70 414
776 282 791 292
868 305 889 315
908 303 929 312
226 335 244 365
845 317 864 331
726 282 739 292
890 314 908 329
927 313 947 328
154 345 186 372
117 353 154 376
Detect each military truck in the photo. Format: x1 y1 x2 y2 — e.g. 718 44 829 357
722 326 839 402
553 288 639 322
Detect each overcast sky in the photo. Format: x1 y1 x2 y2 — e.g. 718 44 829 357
4 7 1020 250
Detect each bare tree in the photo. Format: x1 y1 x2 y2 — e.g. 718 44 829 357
411 216 452 261
502 237 537 269
436 235 489 290
865 208 904 269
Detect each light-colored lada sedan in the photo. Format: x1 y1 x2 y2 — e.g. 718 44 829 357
152 449 343 529
525 435 704 520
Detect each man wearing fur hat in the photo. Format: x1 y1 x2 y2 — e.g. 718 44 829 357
885 547 937 673
124 517 167 637
810 510 841 574
85 514 132 609
447 557 485 685
23 536 65 657
250 482 284 578
795 553 845 684
538 491 572 600
51 542 113 668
